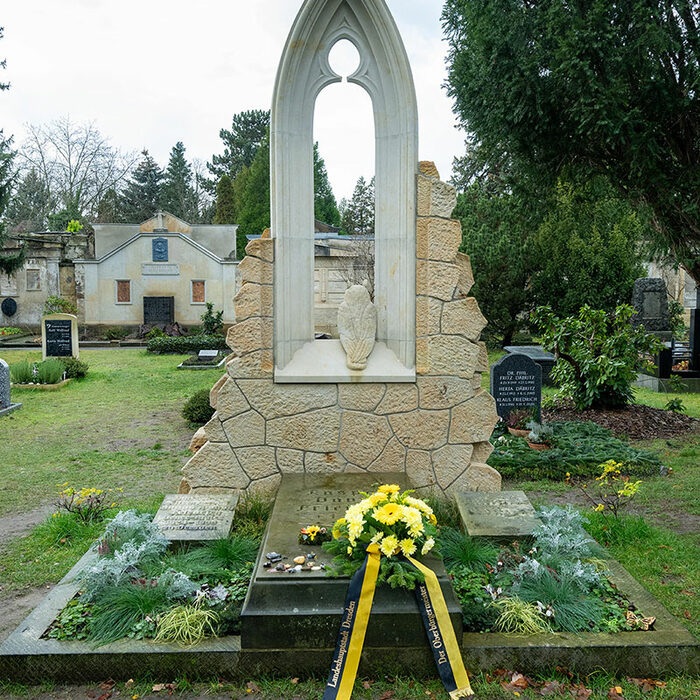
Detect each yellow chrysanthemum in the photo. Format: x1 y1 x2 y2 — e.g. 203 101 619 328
378 484 400 495
405 496 433 515
373 503 404 526
380 535 399 558
347 546 353 556
348 520 364 539
399 538 417 556
429 513 437 525
421 538 435 556
368 492 387 506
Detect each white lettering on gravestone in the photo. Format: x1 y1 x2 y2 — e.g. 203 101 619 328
153 494 238 541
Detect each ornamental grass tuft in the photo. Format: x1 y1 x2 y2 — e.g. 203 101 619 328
492 597 550 635
154 603 219 646
439 528 499 572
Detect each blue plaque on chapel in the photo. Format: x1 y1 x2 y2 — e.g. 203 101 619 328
152 238 168 262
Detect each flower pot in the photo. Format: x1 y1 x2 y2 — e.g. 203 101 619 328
508 427 530 438
528 441 551 451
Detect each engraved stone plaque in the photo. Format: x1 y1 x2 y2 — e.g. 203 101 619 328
153 493 238 541
456 490 540 540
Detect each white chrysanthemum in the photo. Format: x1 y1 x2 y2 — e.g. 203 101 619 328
421 537 435 556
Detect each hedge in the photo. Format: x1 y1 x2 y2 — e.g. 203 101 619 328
146 335 229 354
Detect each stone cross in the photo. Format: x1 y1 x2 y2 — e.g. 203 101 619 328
0 359 10 410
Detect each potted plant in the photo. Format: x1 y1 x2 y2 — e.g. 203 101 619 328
506 408 536 438
526 421 554 451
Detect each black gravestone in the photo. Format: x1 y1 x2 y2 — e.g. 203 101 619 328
690 289 700 371
1 298 17 317
44 319 73 357
631 278 671 333
490 353 542 420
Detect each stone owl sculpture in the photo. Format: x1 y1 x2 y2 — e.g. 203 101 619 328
338 284 377 371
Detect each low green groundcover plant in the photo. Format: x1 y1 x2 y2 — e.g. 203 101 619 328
0 326 23 337
10 358 65 385
46 508 263 646
442 506 649 635
488 421 661 480
182 388 216 426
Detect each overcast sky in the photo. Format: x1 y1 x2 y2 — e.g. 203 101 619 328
1 0 465 202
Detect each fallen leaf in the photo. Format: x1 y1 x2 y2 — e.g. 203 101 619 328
538 680 566 695
101 681 116 691
362 680 374 690
684 610 692 619
608 686 624 700
626 678 667 692
379 692 394 700
152 685 166 693
680 590 695 596
246 681 261 694
96 694 112 700
290 678 299 685
124 680 134 689
571 683 593 699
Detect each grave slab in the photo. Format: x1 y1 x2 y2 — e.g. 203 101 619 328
153 493 238 541
456 491 540 541
240 473 462 649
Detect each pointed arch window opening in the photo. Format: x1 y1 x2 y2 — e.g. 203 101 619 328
313 42 376 337
272 0 418 384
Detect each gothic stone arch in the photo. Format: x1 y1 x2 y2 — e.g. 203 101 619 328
272 0 418 379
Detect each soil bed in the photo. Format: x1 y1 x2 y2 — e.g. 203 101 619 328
545 403 698 440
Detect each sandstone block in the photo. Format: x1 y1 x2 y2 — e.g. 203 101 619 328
267 407 341 452
419 161 440 178
182 441 250 490
416 218 461 262
454 253 475 297
472 441 495 463
376 384 419 415
234 283 273 322
203 414 227 443
416 260 460 301
477 342 489 372
405 450 435 488
432 444 475 490
209 373 229 410
227 317 272 356
235 446 279 480
441 298 488 341
239 255 272 285
222 410 266 448
276 448 305 473
344 464 367 473
368 437 406 473
238 380 337 420
305 451 347 473
245 237 274 263
215 378 250 420
417 175 457 219
226 351 274 378
416 296 443 337
178 478 191 494
338 384 386 411
189 427 207 453
339 411 392 467
417 377 476 410
416 335 480 378
389 409 449 450
247 473 282 499
447 463 501 495
450 391 499 444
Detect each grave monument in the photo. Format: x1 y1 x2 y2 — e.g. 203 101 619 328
0 358 22 417
41 313 79 360
180 0 500 498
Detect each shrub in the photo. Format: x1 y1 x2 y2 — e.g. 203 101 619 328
147 335 228 354
182 389 215 426
199 302 224 336
59 357 89 379
145 327 166 340
9 359 34 384
44 296 77 315
35 358 65 384
0 326 23 336
102 326 129 341
56 484 122 524
532 304 661 409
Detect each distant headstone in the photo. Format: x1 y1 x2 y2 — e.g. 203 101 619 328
153 493 238 541
632 278 671 333
41 314 79 360
503 345 556 385
0 358 21 417
490 352 542 420
456 491 540 540
1 298 17 317
198 349 219 360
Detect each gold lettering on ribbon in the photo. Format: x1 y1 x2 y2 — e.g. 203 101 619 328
327 600 357 689
418 584 445 656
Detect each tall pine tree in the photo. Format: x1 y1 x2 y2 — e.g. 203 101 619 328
120 150 164 223
213 174 235 225
0 26 24 274
160 142 198 221
314 144 341 227
341 176 375 234
236 138 270 257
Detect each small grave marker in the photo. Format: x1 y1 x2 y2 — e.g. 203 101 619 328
456 491 540 540
0 358 21 417
198 349 219 360
153 493 238 541
41 313 79 360
490 352 542 420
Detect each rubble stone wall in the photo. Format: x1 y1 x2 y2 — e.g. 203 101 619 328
181 163 500 498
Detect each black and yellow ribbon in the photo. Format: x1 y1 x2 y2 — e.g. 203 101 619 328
324 546 473 699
